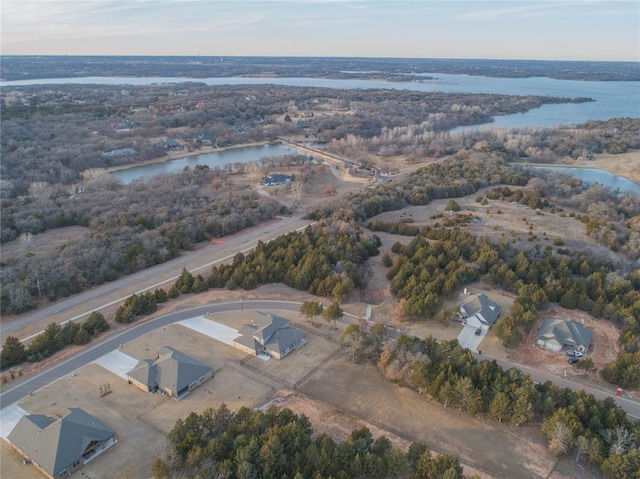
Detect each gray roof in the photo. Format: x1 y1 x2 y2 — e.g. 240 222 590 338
8 408 114 476
457 293 502 326
127 346 212 393
263 326 306 356
234 311 306 357
537 319 592 350
127 359 155 388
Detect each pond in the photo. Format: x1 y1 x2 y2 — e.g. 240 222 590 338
110 144 297 184
532 166 640 195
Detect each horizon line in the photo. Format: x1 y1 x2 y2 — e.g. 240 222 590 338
1 54 639 64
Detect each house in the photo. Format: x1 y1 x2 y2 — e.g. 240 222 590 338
233 311 307 359
127 346 213 400
196 133 217 146
101 147 135 158
7 408 116 479
114 120 134 131
536 319 592 353
163 138 183 151
457 291 502 330
262 173 294 186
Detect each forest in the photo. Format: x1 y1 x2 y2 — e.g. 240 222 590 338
1 82 584 315
0 83 580 194
2 55 638 81
0 165 284 314
152 403 478 479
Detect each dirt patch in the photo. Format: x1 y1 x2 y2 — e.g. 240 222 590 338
509 306 621 385
263 389 491 479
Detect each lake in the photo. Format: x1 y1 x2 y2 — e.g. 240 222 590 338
3 73 638 189
2 74 639 129
110 144 297 184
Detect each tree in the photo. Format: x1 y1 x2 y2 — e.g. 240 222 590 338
548 421 572 456
84 311 109 335
175 267 195 294
1 336 27 370
575 356 597 376
445 200 461 212
341 324 366 363
601 426 637 456
510 387 534 427
74 326 92 345
488 391 511 423
322 300 344 328
300 300 323 327
154 288 168 303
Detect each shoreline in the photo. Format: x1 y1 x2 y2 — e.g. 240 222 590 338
104 140 278 174
517 150 640 185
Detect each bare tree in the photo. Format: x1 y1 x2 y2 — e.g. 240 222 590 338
549 421 572 456
601 426 637 456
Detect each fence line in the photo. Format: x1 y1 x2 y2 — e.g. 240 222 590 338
294 345 344 390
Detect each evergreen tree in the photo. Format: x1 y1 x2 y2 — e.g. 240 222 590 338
1 336 27 370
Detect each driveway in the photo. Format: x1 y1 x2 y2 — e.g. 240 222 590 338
457 324 484 352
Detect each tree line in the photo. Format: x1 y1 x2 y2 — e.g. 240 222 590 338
153 403 479 479
1 311 109 371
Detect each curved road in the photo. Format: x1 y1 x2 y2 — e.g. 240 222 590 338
1 300 638 420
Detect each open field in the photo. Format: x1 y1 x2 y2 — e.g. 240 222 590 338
372 186 625 265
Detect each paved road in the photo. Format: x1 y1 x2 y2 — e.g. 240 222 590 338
0 300 300 408
1 214 314 342
2 300 638 420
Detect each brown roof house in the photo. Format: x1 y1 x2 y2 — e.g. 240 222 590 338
457 291 502 330
234 311 307 359
127 346 213 400
536 319 592 353
7 407 116 479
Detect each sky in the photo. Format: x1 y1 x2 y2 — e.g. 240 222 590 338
1 1 639 61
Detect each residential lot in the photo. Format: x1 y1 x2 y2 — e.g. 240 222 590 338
2 306 608 479
0 311 339 479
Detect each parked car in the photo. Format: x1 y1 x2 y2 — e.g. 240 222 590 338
566 350 575 357
475 328 482 336
574 351 584 357
568 357 580 364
